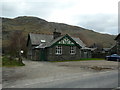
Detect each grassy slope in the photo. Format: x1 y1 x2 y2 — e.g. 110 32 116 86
2 16 116 48
80 30 116 47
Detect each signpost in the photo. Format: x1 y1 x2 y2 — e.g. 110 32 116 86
19 50 24 63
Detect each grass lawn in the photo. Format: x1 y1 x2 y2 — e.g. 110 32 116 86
50 58 104 62
2 56 25 67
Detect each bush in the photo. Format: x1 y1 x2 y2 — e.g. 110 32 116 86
2 56 25 67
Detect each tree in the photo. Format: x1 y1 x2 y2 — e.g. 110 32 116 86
8 31 27 63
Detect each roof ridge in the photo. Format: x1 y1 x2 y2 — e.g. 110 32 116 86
30 32 80 38
30 32 53 35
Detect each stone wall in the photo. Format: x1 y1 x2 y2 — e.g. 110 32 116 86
46 45 81 61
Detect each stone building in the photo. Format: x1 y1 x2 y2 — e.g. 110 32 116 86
27 31 91 61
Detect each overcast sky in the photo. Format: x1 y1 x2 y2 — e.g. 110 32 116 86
1 0 119 35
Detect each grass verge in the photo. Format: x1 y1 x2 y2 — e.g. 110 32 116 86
50 58 104 62
2 56 25 67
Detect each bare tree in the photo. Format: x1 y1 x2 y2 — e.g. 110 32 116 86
8 31 26 63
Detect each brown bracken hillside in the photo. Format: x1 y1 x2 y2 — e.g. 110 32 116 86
2 16 116 48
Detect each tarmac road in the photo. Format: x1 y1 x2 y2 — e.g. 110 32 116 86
6 70 119 88
2 60 119 88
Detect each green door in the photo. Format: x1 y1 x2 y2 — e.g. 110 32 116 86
40 49 46 61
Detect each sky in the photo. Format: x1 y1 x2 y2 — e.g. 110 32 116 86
1 0 119 35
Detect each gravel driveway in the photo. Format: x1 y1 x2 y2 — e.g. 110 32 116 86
2 60 119 88
54 60 119 71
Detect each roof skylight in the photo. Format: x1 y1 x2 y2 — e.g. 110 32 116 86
41 40 46 43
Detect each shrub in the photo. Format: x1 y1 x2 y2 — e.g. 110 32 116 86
2 56 25 67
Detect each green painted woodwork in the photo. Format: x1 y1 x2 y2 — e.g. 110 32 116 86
57 37 74 45
40 49 46 61
55 44 75 46
49 34 81 48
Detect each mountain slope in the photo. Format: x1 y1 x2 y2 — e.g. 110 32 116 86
2 16 116 48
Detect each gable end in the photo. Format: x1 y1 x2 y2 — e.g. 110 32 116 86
50 34 81 48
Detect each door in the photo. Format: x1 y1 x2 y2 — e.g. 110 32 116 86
40 49 46 61
84 52 88 58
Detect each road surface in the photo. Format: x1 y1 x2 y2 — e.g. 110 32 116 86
5 70 119 88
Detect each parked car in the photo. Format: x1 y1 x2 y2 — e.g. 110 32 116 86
105 54 120 61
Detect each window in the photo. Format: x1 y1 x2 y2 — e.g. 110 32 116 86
70 46 76 54
55 46 62 55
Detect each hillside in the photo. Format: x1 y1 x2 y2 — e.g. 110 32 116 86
2 16 116 48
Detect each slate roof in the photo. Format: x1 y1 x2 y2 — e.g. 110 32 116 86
28 33 89 49
46 35 65 47
103 48 110 51
29 33 53 45
71 37 88 49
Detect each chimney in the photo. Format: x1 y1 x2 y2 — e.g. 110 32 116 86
53 28 61 39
